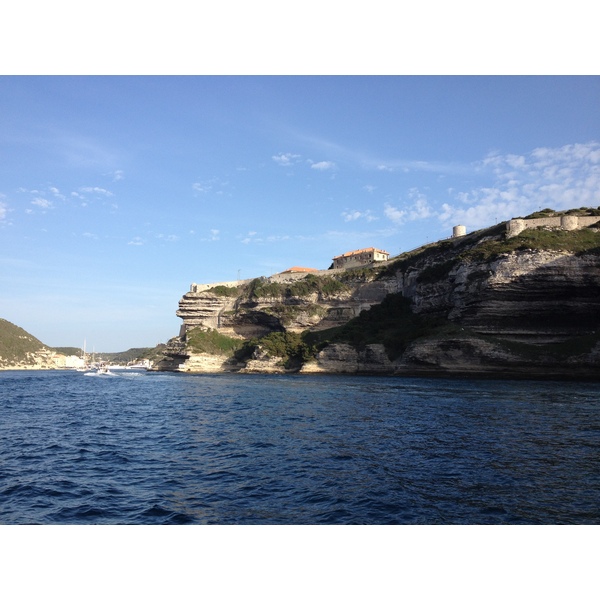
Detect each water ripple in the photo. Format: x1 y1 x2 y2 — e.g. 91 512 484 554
1 370 599 524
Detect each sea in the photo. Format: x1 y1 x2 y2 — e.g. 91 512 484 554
1 369 599 525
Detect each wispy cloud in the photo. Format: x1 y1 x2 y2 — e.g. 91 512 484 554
111 170 125 181
79 186 113 197
192 178 229 196
49 186 66 200
310 160 336 171
0 201 7 222
291 129 472 175
272 153 301 167
31 197 54 209
378 143 600 232
128 237 144 246
52 131 120 169
342 209 377 222
383 189 433 225
157 234 179 242
193 182 212 194
240 231 294 244
439 142 600 229
198 228 221 242
241 231 259 244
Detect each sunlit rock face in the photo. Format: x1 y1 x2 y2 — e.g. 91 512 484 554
159 220 600 377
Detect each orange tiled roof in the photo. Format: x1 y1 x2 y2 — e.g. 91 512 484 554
332 247 389 260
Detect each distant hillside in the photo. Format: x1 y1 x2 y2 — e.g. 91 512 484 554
95 347 157 364
52 345 166 364
0 318 46 359
53 346 84 357
0 319 63 370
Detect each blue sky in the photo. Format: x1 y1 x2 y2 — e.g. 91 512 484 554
1 76 599 351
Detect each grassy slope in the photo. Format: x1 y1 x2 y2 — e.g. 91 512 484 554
0 318 47 363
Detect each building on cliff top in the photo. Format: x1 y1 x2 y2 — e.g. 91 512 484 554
332 247 389 269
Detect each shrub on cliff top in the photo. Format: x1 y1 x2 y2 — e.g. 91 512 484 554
206 285 240 297
247 274 350 300
460 227 600 261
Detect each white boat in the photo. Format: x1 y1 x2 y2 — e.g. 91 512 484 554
83 363 117 377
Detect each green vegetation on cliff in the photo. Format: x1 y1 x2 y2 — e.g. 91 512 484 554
379 212 600 280
251 331 314 368
205 285 241 297
0 319 47 364
246 274 350 299
306 294 449 360
186 327 244 356
460 227 600 262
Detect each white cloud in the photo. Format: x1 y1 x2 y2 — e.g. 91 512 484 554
49 186 65 200
239 231 293 244
31 197 53 209
210 229 220 241
272 153 301 166
128 237 144 246
342 209 377 222
192 178 229 196
241 231 259 244
0 201 7 221
363 185 376 193
441 142 600 229
79 186 113 197
193 182 212 194
383 203 406 224
112 170 125 181
310 161 336 171
157 234 179 242
383 190 432 225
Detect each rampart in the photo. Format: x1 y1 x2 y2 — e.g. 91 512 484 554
190 280 247 293
506 215 600 238
189 270 334 293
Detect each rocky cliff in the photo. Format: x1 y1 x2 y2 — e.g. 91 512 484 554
155 208 600 379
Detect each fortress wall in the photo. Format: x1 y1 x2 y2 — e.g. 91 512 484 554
575 216 600 228
507 215 600 238
189 271 333 293
190 280 247 293
269 270 332 283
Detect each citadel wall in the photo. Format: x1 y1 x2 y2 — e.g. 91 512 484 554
507 215 600 238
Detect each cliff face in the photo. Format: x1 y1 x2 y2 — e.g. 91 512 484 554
175 276 400 341
156 217 600 379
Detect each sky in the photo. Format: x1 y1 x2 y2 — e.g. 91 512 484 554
1 76 599 351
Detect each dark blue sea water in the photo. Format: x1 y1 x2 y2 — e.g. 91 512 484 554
1 369 599 524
